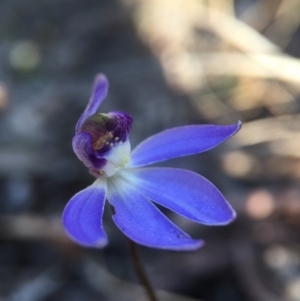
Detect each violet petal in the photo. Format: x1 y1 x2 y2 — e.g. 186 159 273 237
72 132 106 170
121 168 236 225
76 74 109 133
129 121 242 167
63 180 108 247
107 176 204 251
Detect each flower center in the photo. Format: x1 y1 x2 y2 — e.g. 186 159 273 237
80 112 132 177
81 114 117 151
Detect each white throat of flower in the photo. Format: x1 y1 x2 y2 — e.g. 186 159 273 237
99 139 131 177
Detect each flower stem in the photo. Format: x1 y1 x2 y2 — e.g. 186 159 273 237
128 239 159 301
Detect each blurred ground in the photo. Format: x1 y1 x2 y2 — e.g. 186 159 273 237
0 0 300 300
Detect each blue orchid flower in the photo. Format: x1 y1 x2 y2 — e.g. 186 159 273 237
63 74 241 251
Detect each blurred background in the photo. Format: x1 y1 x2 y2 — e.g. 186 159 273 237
0 0 300 300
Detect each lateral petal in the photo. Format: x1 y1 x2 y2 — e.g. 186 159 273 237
121 168 236 225
107 176 204 251
63 180 108 247
129 121 241 167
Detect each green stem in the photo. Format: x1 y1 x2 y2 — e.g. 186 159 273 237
128 239 159 301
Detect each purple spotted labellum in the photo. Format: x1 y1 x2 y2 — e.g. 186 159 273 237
63 74 242 251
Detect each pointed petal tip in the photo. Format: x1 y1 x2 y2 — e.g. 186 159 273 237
92 73 109 97
127 236 205 251
225 208 237 224
235 120 242 132
63 228 108 248
95 237 109 248
205 207 237 226
223 205 237 225
167 239 205 251
224 120 242 139
94 73 109 87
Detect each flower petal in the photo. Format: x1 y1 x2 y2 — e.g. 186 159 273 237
121 168 235 225
76 74 109 133
72 132 107 170
129 121 242 167
63 180 108 247
107 176 204 251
